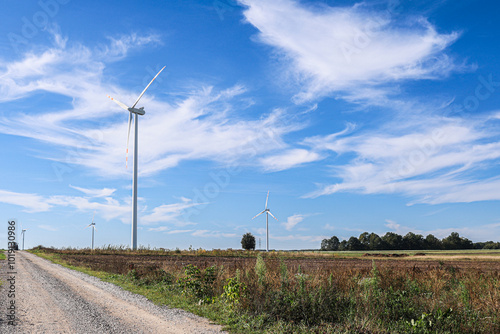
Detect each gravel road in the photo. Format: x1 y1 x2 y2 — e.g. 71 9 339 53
0 251 226 333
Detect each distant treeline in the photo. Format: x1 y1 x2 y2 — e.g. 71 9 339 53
321 231 500 251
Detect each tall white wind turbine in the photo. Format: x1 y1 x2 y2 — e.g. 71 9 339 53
107 66 165 250
85 212 97 250
252 191 278 252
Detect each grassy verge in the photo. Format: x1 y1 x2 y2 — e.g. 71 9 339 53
29 248 500 333
0 252 6 260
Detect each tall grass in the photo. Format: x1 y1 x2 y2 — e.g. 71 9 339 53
31 247 500 333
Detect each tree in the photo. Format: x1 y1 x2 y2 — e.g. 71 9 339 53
442 232 462 250
241 232 256 250
359 232 370 250
346 236 363 251
403 232 424 250
368 233 384 250
321 236 340 251
382 232 404 250
424 234 442 250
338 240 348 251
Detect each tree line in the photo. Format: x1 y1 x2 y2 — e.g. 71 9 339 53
321 231 500 251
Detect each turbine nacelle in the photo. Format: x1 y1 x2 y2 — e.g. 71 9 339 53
128 107 145 115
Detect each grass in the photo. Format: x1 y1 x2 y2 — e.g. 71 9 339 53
29 247 500 333
0 252 6 260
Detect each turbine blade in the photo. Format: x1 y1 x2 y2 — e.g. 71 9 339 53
265 190 269 209
107 95 129 111
93 226 97 232
126 112 133 168
91 211 95 224
131 66 166 109
85 224 91 229
268 211 278 221
252 210 266 219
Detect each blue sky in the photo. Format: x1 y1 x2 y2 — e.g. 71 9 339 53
2 0 500 250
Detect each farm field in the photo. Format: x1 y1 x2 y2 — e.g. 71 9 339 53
30 247 500 333
35 249 500 274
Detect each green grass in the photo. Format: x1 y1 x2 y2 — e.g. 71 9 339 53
0 252 6 260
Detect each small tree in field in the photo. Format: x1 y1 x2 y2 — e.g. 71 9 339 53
241 232 256 250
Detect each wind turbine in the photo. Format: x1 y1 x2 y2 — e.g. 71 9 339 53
85 212 97 250
252 191 278 252
21 229 27 250
107 66 165 250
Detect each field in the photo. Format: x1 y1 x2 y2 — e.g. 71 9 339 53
30 247 500 333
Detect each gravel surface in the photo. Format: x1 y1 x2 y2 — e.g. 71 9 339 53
0 251 226 333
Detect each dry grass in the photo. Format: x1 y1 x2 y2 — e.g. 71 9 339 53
31 246 500 333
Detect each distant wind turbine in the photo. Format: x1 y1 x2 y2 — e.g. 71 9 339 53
107 66 165 250
21 228 27 251
85 212 97 250
252 191 278 252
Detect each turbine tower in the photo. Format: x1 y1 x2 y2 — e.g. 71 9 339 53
85 212 97 250
107 66 165 250
21 229 27 250
252 191 278 252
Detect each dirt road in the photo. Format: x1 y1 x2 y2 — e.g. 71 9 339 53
0 251 225 333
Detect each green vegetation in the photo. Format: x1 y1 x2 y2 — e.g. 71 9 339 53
30 246 500 333
0 252 6 260
322 231 499 251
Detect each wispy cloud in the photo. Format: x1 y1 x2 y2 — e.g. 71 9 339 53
304 114 500 205
385 219 421 235
141 197 201 226
0 187 201 227
260 149 322 171
0 32 303 178
240 0 462 102
282 214 305 231
70 185 116 198
0 189 52 212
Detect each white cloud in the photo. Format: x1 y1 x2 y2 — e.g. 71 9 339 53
240 0 462 102
0 189 52 212
147 226 170 232
141 198 202 225
323 223 335 231
0 187 203 228
0 32 303 178
304 114 500 205
260 149 322 171
69 185 116 198
282 214 305 231
384 219 421 235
